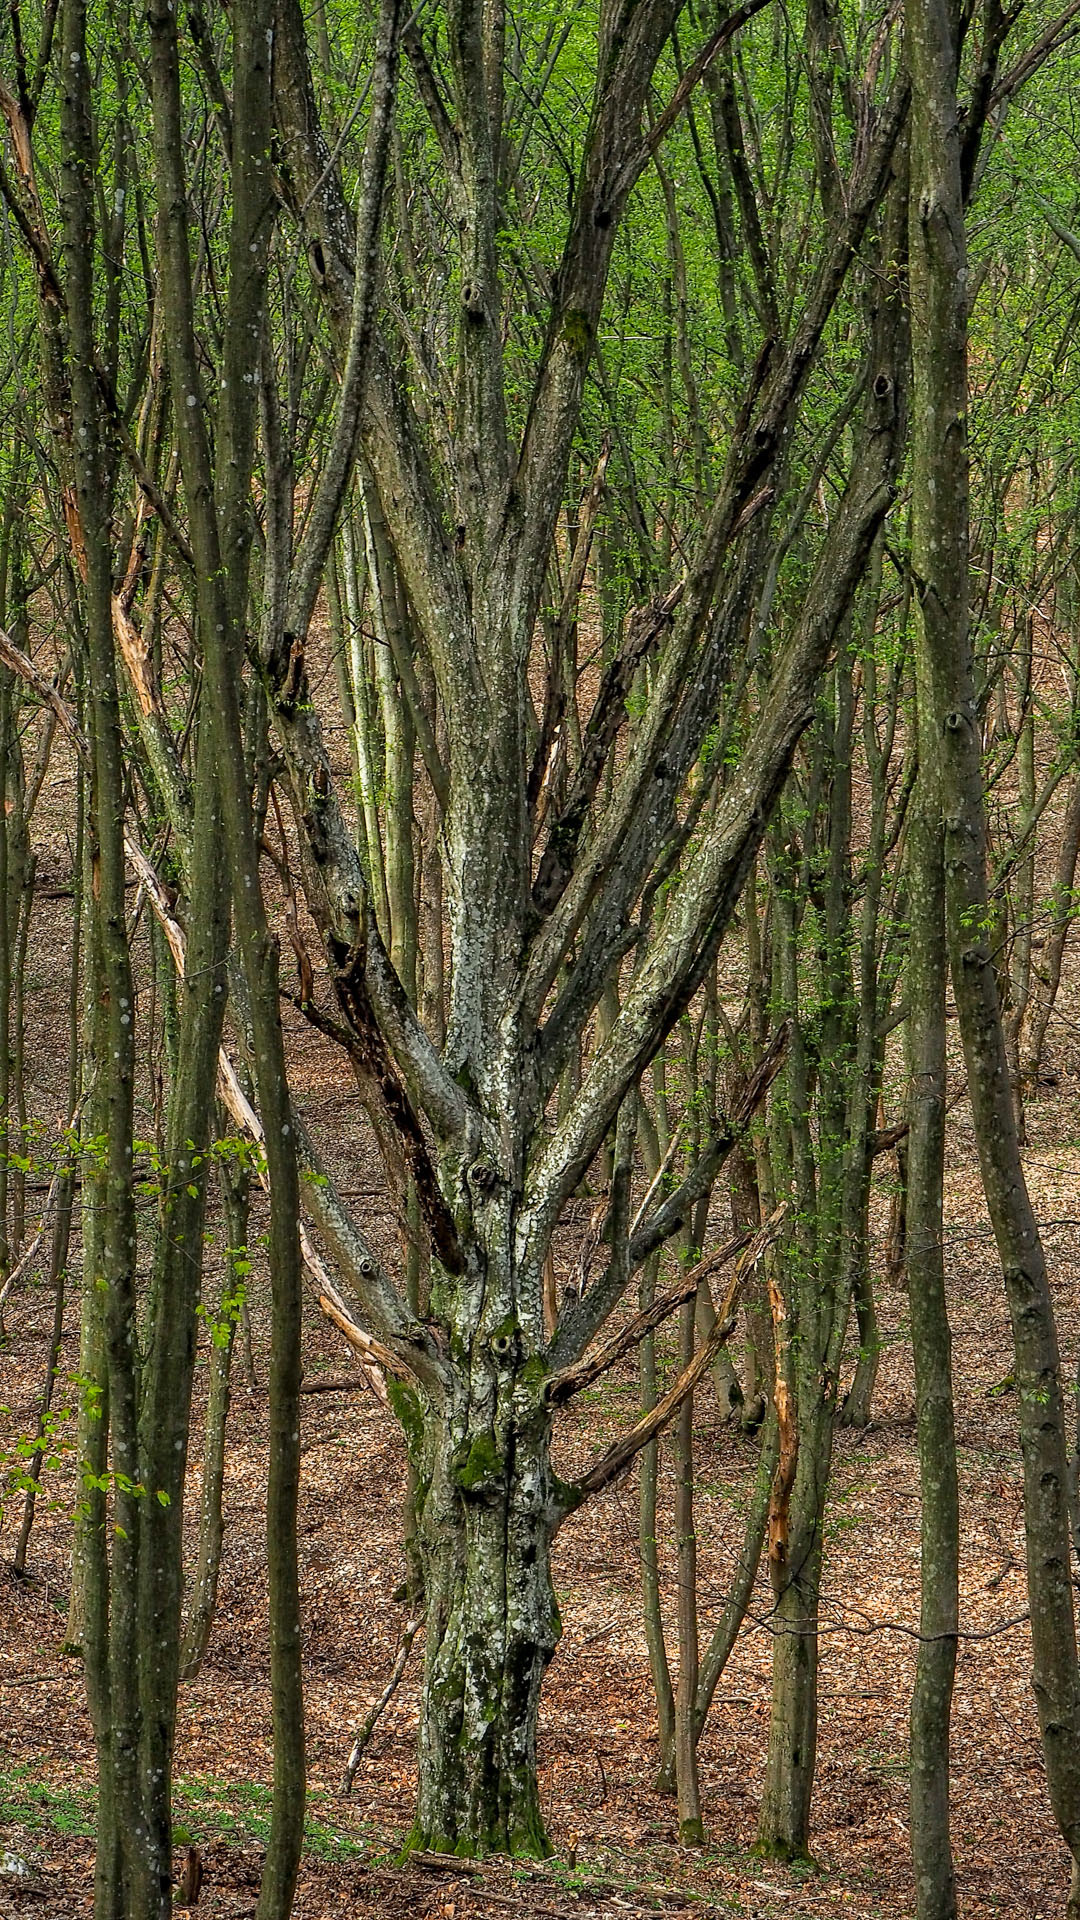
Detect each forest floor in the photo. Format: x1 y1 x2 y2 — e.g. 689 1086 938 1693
4 773 1080 1919
5 1064 1080 1919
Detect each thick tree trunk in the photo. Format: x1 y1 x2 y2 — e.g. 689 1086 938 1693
408 1387 562 1857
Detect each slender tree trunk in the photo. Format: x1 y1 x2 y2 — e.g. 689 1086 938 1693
180 1147 249 1683
61 2 142 1905
674 1297 704 1844
0 674 13 1288
638 1086 676 1788
906 0 1080 1900
694 1407 777 1736
148 1 307 1906
904 768 958 1919
757 856 832 1863
757 1284 836 1865
132 719 231 1920
14 766 82 1575
1023 757 1080 1088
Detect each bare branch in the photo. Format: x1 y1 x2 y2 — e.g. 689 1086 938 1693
544 1236 751 1406
569 1205 788 1505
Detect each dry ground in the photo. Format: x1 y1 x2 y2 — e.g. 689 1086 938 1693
4 1075 1080 1918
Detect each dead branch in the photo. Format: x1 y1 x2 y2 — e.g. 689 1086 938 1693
341 1612 424 1792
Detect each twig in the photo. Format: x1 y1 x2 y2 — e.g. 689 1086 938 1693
628 1127 681 1236
0 1091 89 1331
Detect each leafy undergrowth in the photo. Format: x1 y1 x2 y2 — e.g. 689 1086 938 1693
0 1762 368 1860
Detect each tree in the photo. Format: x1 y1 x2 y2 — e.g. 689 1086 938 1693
906 0 1080 1903
7 0 1080 1891
259 0 908 1855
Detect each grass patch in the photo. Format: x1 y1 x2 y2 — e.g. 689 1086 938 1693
0 1764 367 1862
0 1765 95 1840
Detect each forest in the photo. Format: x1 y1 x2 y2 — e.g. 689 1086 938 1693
2 0 1080 1915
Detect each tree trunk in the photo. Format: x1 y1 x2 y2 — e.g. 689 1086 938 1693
180 1151 248 1683
906 0 1080 1892
904 768 958 1920
408 1385 562 1858
757 1530 823 1862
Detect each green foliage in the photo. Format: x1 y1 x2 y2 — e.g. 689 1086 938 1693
0 1402 74 1523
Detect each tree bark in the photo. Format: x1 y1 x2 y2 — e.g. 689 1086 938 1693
904 767 958 1920
906 0 1080 1898
407 1376 562 1857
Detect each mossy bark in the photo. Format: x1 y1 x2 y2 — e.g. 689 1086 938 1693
756 1465 826 1861
407 1383 561 1858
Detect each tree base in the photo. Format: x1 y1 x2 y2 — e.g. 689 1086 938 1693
400 1816 553 1863
751 1836 818 1869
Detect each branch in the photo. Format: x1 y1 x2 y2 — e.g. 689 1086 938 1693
569 1204 788 1504
520 81 909 1051
1030 187 1080 265
341 1616 422 1793
629 1023 789 1261
987 0 1080 111
510 0 682 618
531 582 682 916
283 0 404 648
0 1091 90 1329
528 437 612 821
523 233 907 1253
332 943 464 1276
544 1235 751 1406
0 627 443 1389
635 0 773 170
547 1021 788 1369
